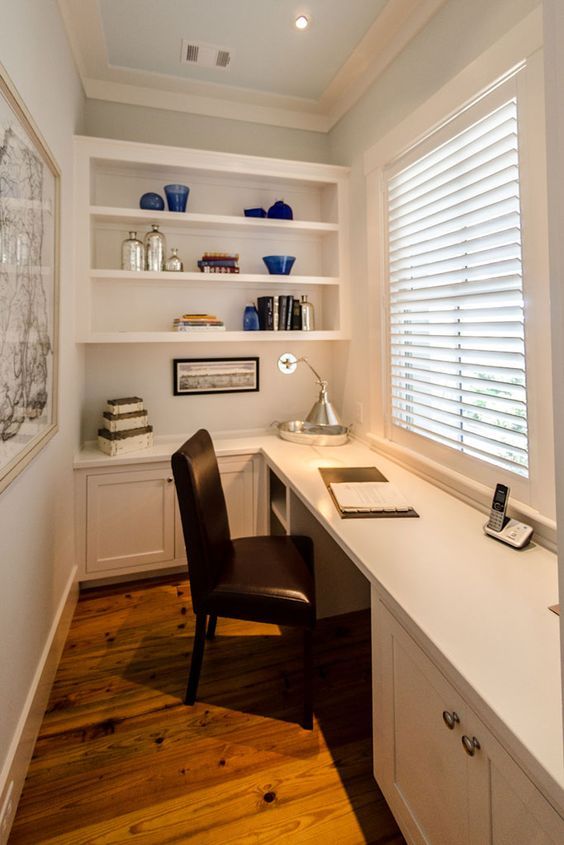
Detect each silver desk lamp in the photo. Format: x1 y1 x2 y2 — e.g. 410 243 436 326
277 353 342 427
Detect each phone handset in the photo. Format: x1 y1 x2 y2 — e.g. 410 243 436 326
486 483 509 532
484 483 533 548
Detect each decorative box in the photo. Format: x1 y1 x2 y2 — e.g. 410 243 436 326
105 397 144 415
97 426 154 456
102 410 149 432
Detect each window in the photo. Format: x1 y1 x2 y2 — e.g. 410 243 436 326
385 97 529 478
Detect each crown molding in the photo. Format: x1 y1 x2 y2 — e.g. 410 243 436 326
58 0 448 134
83 78 330 132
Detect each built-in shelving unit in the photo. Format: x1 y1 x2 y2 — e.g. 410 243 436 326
74 136 350 343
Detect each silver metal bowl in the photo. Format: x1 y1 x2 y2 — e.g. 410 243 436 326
276 420 349 446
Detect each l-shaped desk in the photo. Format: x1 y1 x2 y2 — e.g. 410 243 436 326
75 432 564 840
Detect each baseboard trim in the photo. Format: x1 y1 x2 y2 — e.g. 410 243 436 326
0 565 78 840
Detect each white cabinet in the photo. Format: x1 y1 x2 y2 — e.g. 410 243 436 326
74 136 350 343
372 590 564 845
76 453 262 581
86 467 176 574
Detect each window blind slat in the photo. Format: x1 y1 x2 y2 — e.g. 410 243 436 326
389 101 518 192
391 374 527 413
389 137 518 214
389 181 519 241
390 359 527 393
390 225 521 272
390 275 523 304
386 97 528 477
391 386 527 429
390 405 528 457
390 247 522 284
389 163 519 231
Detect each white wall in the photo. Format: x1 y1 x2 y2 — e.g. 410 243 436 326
85 99 330 163
82 341 336 441
328 0 541 439
0 0 84 808
542 0 564 727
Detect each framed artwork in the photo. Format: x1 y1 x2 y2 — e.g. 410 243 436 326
173 357 260 396
0 63 60 494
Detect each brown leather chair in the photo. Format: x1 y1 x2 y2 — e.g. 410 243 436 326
171 429 316 729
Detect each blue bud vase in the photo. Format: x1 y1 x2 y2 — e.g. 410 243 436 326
243 303 260 331
164 184 190 212
139 192 165 211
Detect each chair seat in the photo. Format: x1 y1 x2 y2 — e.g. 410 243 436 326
205 536 316 628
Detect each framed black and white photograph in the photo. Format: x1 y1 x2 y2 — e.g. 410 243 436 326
173 357 260 396
0 64 60 494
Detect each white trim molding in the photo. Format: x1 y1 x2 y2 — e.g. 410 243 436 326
0 567 78 842
362 7 556 524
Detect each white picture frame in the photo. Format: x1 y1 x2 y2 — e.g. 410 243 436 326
0 63 60 494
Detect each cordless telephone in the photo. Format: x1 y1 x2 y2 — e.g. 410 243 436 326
483 483 533 548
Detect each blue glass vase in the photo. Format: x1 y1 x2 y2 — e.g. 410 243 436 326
243 303 260 331
139 192 165 211
164 184 190 212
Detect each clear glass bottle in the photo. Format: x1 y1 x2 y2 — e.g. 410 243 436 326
121 231 144 272
165 247 183 272
300 294 314 331
144 224 167 272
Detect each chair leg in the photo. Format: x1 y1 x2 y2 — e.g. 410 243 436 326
206 614 217 640
303 628 314 730
185 613 207 705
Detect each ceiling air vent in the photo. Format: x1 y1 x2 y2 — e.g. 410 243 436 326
181 40 232 70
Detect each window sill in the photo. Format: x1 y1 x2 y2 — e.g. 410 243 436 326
364 432 557 552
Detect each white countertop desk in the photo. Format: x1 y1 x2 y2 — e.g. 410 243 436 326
76 433 563 811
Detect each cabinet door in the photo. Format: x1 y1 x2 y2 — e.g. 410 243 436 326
217 455 257 538
465 711 564 845
372 590 564 845
174 454 259 560
86 468 175 574
372 593 472 845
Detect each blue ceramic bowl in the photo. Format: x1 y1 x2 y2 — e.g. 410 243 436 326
244 207 267 218
262 255 296 275
139 192 165 211
164 184 190 212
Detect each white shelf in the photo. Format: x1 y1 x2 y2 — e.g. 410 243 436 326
90 269 340 286
78 330 348 344
90 206 339 235
75 136 350 340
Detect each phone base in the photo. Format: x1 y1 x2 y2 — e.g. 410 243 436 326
483 518 533 549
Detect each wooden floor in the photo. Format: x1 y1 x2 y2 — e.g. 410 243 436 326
10 576 405 845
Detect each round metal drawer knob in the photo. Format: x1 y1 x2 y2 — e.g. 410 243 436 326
462 735 481 756
442 710 460 730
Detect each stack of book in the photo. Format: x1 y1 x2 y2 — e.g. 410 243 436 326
197 252 240 274
257 295 303 330
98 397 153 456
173 313 226 332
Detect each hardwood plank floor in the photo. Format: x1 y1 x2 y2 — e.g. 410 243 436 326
9 576 406 844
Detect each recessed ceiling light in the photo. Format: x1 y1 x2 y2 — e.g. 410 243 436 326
295 15 309 30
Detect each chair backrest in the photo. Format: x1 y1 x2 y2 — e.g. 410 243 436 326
171 430 232 612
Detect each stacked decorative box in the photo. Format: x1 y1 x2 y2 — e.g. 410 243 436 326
98 397 153 456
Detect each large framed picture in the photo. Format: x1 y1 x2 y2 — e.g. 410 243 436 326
0 64 60 494
173 357 260 396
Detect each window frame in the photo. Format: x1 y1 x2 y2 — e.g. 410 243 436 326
364 32 555 528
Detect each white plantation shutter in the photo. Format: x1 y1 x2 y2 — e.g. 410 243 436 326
387 99 529 477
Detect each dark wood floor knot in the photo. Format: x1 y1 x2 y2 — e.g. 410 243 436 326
263 791 276 804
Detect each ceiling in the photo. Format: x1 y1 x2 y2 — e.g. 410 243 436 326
58 0 447 132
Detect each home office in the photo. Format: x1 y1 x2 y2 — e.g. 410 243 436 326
1 1 564 843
